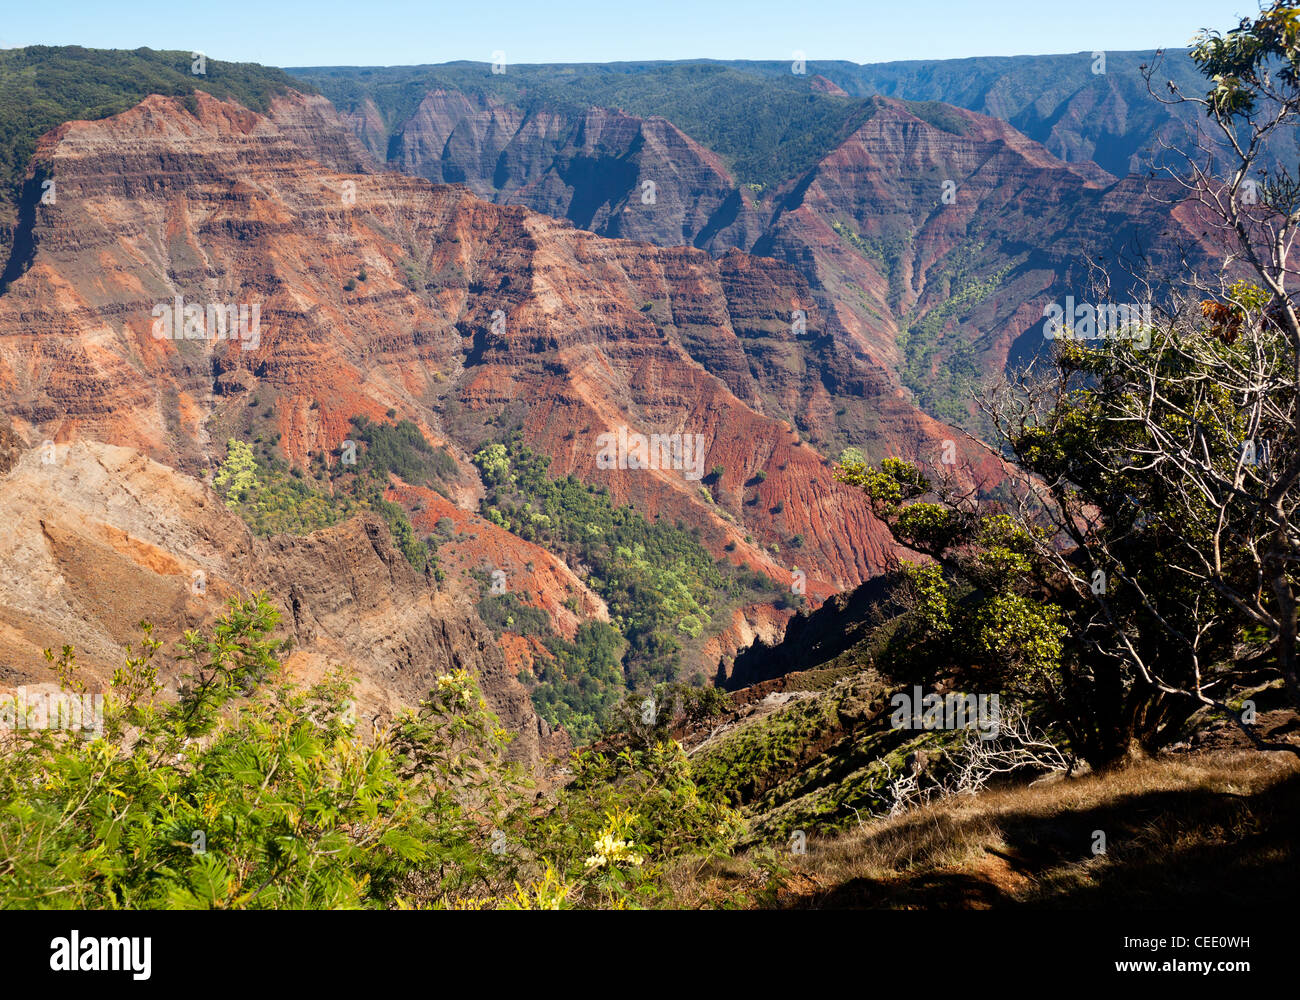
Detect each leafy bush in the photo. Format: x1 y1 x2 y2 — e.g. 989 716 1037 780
530 621 627 743
214 438 360 535
213 437 429 571
348 416 457 486
519 741 744 907
0 599 739 910
0 596 483 908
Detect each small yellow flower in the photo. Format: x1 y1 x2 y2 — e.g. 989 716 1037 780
584 816 645 869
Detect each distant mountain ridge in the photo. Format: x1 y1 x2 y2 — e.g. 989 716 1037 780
292 49 1206 181
0 46 308 245
0 46 1224 731
294 61 1216 438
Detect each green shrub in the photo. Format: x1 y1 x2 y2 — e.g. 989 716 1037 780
0 595 520 909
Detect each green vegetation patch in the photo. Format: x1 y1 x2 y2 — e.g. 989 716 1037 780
897 246 1011 428
0 46 307 230
213 431 431 572
471 436 776 737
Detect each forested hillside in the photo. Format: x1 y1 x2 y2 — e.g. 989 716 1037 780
0 46 306 233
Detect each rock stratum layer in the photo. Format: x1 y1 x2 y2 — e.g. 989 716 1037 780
0 90 1000 700
0 434 564 766
330 81 1215 439
0 89 936 591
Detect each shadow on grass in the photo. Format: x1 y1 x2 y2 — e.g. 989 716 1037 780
779 772 1300 909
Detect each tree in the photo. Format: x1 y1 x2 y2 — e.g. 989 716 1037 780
1135 2 1300 722
839 3 1300 764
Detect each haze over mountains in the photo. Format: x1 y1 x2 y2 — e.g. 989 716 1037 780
0 45 1220 737
296 50 1208 178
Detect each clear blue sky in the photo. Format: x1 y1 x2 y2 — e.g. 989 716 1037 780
0 0 1253 67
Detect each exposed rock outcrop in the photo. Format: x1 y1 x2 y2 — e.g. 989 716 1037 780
328 83 1215 449
0 90 918 599
379 91 765 250
0 439 565 766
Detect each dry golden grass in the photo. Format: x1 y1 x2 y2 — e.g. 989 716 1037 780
668 749 1300 909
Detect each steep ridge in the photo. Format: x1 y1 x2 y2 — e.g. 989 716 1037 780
0 46 315 258
0 434 564 766
752 97 1213 428
371 91 764 250
723 574 896 689
315 74 1214 439
622 52 1208 178
0 89 954 619
800 50 1207 178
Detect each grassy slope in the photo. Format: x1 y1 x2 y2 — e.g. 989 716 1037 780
673 749 1299 909
675 578 1300 909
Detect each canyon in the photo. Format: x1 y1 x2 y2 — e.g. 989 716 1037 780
309 66 1215 433
0 50 1220 749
